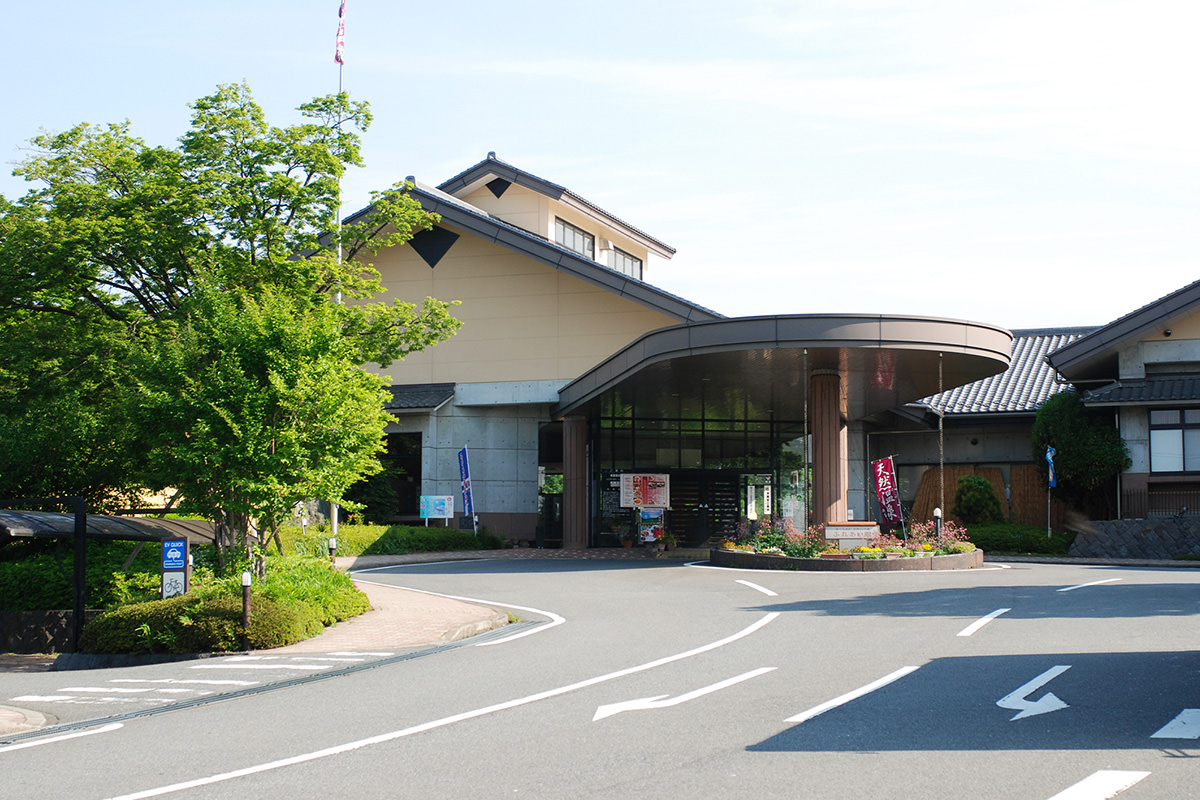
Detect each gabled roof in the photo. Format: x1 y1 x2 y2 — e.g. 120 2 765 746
1046 278 1200 382
387 180 721 325
437 152 676 259
920 327 1096 415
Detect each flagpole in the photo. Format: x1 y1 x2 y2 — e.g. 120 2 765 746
330 0 347 540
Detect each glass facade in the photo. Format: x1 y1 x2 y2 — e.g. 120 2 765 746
589 389 810 547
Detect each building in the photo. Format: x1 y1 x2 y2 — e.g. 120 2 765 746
355 154 1012 546
1047 279 1200 519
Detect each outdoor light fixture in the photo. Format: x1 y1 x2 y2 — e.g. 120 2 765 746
934 507 943 538
328 537 337 560
241 571 252 652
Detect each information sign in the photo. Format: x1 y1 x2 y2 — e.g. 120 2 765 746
619 474 670 508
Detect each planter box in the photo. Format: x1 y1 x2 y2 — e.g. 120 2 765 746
710 548 984 572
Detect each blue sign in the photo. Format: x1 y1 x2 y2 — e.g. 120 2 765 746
458 447 474 516
162 539 187 571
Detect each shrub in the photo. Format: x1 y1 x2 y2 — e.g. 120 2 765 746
277 523 502 559
79 593 327 654
967 523 1074 555
952 475 1004 524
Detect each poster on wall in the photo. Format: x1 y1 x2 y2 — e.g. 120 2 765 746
639 507 665 542
619 474 670 508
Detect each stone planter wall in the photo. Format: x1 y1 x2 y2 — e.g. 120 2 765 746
709 548 985 572
0 609 102 654
1069 519 1200 560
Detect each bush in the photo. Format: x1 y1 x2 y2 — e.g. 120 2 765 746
0 539 164 611
967 523 1075 555
78 593 323 654
75 553 368 654
277 523 502 558
952 475 1004 524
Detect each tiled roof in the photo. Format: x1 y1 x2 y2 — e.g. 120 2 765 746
921 327 1097 414
1082 376 1200 405
386 383 455 410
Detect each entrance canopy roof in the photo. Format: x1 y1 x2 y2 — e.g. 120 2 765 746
554 315 1013 422
0 510 215 545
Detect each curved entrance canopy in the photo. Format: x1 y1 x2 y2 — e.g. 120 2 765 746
556 314 1012 421
554 315 1012 546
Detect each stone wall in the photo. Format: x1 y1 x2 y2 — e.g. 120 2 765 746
0 610 100 654
1069 519 1200 560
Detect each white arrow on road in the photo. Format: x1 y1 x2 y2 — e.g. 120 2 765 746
592 667 776 721
996 665 1071 721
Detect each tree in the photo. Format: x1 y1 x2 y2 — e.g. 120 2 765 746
0 83 461 559
1031 390 1130 517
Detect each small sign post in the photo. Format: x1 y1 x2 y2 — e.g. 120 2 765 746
161 538 188 599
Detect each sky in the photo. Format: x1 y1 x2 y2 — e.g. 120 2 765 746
5 1 1198 331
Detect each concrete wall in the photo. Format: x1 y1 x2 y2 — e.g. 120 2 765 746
387 392 549 540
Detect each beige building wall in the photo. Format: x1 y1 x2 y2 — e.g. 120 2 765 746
456 184 654 275
368 226 680 385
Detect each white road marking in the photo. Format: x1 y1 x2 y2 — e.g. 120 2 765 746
735 579 777 596
1151 709 1200 739
0 723 124 754
111 679 256 686
1057 578 1122 593
785 665 921 724
349 575 566 647
957 608 1011 637
188 663 329 671
996 665 1071 721
101 612 781 800
1045 770 1150 799
593 667 777 721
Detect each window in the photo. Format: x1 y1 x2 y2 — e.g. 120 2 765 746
1149 409 1200 472
555 218 594 259
609 246 642 279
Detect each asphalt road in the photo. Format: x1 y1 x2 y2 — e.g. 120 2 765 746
2 557 1198 799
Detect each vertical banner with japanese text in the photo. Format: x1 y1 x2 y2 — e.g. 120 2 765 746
871 456 904 525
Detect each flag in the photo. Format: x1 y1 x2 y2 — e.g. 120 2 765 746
872 456 904 524
1046 446 1057 488
334 1 346 65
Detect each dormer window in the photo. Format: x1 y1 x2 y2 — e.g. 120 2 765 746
609 247 643 280
555 218 594 259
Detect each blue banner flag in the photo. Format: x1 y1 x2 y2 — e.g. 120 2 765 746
1046 446 1057 488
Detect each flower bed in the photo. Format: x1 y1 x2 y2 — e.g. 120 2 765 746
710 547 985 571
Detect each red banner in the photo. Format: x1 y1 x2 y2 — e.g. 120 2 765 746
872 457 903 524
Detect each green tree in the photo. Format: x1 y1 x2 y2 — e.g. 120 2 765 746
0 83 460 559
1031 390 1130 517
952 475 1004 524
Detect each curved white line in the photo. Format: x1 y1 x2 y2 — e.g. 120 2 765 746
0 722 123 754
103 613 780 800
349 576 566 646
736 579 778 597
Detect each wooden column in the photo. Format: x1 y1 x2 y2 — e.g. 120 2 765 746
811 371 848 526
562 416 589 549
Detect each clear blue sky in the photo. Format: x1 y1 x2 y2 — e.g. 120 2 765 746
5 1 1197 330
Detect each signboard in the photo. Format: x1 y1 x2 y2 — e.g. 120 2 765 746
162 539 187 571
458 447 474 516
420 496 454 519
638 508 665 542
871 457 904 524
161 539 188 599
619 474 670 508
